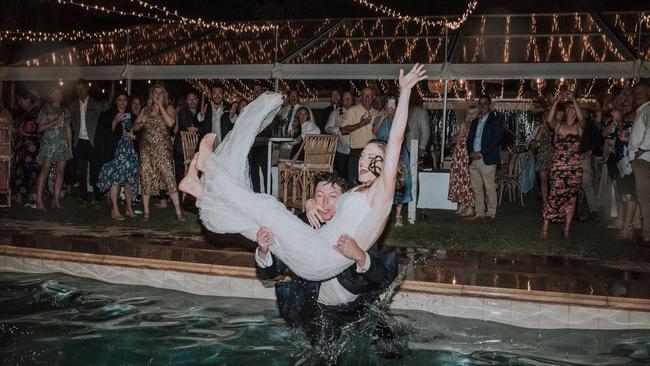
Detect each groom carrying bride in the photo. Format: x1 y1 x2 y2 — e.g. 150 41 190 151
255 171 399 362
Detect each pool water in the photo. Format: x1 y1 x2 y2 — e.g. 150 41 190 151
2 271 650 365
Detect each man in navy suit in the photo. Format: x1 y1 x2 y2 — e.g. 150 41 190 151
466 94 503 223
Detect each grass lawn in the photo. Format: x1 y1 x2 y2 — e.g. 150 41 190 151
2 193 648 263
388 197 650 263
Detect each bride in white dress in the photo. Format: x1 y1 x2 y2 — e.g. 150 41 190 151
180 64 427 281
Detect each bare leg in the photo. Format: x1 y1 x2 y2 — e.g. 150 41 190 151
124 184 134 217
564 205 576 239
395 204 404 225
179 155 204 199
53 161 66 209
195 133 216 172
540 171 549 204
541 219 549 239
36 160 53 210
143 194 151 221
110 186 124 220
170 192 184 221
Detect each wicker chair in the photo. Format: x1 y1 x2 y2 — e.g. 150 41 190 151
180 131 199 201
0 126 11 207
180 131 199 173
279 134 338 211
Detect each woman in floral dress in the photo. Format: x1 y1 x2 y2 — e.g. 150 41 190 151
12 91 41 205
97 92 139 221
35 88 72 210
542 92 585 240
448 106 478 216
133 84 183 222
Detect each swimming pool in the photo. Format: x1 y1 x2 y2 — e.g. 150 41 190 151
2 271 650 365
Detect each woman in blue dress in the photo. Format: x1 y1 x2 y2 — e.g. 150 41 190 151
97 92 139 221
372 94 412 226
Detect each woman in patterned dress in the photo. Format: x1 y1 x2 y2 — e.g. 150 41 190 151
448 106 478 217
97 92 139 221
372 95 412 226
35 88 72 210
529 110 559 205
12 91 41 205
542 91 585 240
133 84 183 222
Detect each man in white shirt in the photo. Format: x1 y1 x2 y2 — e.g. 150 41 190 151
255 172 398 360
70 79 103 204
325 91 354 180
341 87 379 184
629 82 650 243
197 86 232 148
277 89 314 137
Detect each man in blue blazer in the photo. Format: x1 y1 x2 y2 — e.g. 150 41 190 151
466 94 503 222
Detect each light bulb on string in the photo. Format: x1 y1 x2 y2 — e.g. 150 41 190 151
58 79 64 86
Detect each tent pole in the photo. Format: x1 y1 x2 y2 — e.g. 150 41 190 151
440 26 449 168
440 78 449 168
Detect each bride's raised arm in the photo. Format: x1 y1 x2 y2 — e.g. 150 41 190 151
369 64 427 207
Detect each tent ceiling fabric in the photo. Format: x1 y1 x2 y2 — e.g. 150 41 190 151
1 12 649 81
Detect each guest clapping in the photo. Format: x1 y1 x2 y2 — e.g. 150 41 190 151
133 84 184 222
35 88 72 210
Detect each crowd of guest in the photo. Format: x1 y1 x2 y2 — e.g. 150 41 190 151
2 78 648 245
446 83 650 244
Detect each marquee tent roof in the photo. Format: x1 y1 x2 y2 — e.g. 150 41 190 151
1 11 649 81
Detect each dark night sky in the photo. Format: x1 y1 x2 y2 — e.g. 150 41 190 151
1 0 649 64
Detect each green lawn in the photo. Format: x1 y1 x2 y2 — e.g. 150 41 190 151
3 193 648 263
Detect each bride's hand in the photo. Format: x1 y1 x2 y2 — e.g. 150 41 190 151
399 63 428 90
305 198 325 229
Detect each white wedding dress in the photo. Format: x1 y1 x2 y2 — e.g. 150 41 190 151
198 92 391 281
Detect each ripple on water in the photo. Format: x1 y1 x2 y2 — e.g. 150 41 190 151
3 272 650 366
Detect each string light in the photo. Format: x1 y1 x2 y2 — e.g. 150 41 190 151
0 28 126 42
350 0 478 29
44 0 277 33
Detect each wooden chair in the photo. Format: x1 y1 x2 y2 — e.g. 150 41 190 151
0 126 11 207
180 131 199 173
180 131 199 201
279 135 338 211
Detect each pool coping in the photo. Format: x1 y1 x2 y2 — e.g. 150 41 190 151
2 243 650 311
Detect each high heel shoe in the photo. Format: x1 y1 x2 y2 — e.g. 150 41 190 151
125 209 136 218
176 213 185 222
562 230 570 240
540 230 548 240
143 213 150 222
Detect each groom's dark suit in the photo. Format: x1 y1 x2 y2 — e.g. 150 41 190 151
256 213 398 349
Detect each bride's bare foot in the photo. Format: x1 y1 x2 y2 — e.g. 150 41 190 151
179 157 204 199
195 133 216 172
